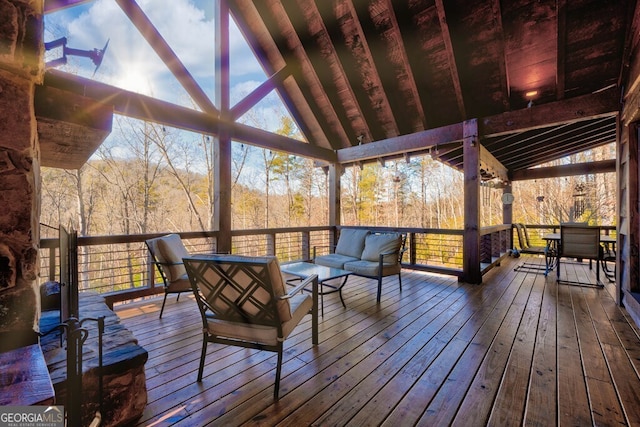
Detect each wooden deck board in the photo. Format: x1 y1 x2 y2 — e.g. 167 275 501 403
114 255 640 426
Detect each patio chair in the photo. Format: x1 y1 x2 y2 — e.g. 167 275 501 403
556 224 603 287
145 234 194 318
513 223 549 273
182 254 318 400
514 223 546 255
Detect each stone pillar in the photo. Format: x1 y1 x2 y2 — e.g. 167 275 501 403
0 0 44 350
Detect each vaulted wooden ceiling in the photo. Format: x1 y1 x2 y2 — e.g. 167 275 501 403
228 0 635 174
40 0 638 177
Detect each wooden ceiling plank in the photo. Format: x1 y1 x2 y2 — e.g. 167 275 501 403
510 159 616 181
114 0 219 116
434 0 466 118
251 0 351 149
278 0 359 146
312 0 378 141
342 0 412 136
486 116 613 158
556 0 567 99
489 0 510 110
506 130 616 171
379 0 427 133
481 87 619 137
479 144 508 182
303 0 376 145
43 70 336 162
336 123 463 163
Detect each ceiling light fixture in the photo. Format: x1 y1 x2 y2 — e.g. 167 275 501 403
525 90 538 98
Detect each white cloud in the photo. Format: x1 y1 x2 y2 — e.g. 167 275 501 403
46 0 265 101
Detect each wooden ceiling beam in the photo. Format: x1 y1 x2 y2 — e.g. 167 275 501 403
435 0 465 118
42 70 336 161
510 159 616 181
114 0 219 116
481 87 619 137
229 65 291 121
336 123 462 163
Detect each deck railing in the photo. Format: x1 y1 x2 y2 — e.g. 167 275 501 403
38 223 570 306
39 225 473 306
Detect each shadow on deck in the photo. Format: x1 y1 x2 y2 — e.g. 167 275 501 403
115 255 640 426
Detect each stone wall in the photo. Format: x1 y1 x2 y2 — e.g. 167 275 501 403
0 0 44 349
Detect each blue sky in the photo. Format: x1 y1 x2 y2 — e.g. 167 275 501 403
44 0 288 127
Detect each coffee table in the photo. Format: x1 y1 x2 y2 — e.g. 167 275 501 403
281 262 351 316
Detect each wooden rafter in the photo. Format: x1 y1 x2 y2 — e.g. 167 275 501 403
251 0 351 149
114 0 219 116
435 0 465 119
510 159 616 181
314 0 378 141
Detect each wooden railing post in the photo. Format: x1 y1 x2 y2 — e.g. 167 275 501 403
266 233 275 256
301 231 310 261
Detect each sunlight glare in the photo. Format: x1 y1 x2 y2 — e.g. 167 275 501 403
115 62 153 94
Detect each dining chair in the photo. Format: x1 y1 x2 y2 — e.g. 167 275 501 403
556 224 602 287
145 234 194 318
183 254 318 400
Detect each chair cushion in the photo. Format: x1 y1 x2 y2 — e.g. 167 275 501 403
166 276 192 293
361 233 403 263
335 229 369 258
314 253 360 269
206 293 312 346
156 234 190 282
343 259 401 277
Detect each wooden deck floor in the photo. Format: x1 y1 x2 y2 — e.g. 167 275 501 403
115 255 640 426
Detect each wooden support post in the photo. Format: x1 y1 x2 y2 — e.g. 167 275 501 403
328 164 342 248
213 0 232 253
462 119 482 284
502 184 514 252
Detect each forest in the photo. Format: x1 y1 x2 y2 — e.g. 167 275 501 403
39 115 617 241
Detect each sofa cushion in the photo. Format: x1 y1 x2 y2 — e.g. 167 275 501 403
156 234 190 282
315 253 360 269
335 229 370 258
361 233 403 263
343 260 401 277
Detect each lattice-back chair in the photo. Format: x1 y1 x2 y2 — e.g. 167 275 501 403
557 224 602 287
183 254 318 400
145 234 193 318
